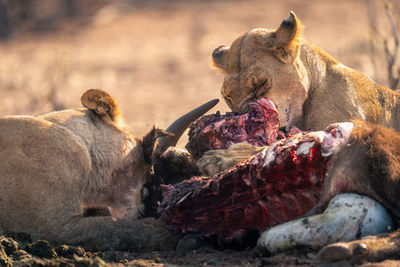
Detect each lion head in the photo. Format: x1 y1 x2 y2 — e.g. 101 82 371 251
212 12 309 129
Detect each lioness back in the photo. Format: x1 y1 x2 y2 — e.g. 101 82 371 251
0 116 90 238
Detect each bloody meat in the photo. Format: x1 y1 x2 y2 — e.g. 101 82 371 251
185 98 283 160
159 131 330 240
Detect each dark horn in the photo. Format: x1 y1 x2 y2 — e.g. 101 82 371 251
158 99 219 148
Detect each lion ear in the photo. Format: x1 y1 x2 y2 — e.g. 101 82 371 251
81 89 122 123
272 11 303 64
212 45 230 72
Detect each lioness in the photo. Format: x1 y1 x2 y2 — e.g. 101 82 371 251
211 11 400 131
0 89 216 251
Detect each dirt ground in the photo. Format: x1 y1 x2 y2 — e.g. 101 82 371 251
0 231 314 266
1 232 399 266
1 0 400 266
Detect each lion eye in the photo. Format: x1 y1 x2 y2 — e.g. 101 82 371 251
224 95 233 107
254 79 270 98
257 80 268 89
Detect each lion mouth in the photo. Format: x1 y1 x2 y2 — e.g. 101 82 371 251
236 97 257 114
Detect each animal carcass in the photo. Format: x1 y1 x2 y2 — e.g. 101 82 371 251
160 98 399 264
160 128 330 240
160 98 339 239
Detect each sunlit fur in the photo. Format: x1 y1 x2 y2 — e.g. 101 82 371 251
0 89 177 251
211 11 400 130
316 121 400 263
319 120 400 224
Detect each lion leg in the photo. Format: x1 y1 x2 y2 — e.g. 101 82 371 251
3 174 178 252
58 216 178 251
197 143 265 176
316 231 400 264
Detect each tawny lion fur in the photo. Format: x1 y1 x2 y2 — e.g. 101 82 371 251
211 11 400 131
308 121 400 263
0 89 177 251
200 11 400 176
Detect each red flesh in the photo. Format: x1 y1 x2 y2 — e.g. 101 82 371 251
159 133 330 239
185 98 281 159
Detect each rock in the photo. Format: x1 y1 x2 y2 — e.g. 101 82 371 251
55 244 85 258
0 236 19 255
0 245 12 267
26 240 58 259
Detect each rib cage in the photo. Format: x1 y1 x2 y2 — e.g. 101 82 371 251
159 132 330 240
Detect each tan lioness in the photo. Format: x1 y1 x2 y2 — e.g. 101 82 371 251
211 11 400 131
0 89 217 251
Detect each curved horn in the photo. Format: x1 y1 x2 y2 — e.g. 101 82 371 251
158 99 219 148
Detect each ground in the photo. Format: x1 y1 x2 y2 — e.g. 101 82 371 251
0 232 315 266
1 0 400 266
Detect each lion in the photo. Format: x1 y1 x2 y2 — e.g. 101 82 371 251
211 11 400 131
0 89 216 252
198 11 400 176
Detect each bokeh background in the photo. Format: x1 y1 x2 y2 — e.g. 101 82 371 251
0 0 399 147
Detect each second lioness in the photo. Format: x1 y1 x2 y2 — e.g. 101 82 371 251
212 11 400 131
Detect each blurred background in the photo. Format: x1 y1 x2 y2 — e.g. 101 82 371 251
0 0 399 147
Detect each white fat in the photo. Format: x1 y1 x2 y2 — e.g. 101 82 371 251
321 133 334 157
257 193 393 253
309 173 318 185
261 146 269 156
296 142 315 157
308 131 327 143
284 138 297 147
176 192 192 205
336 122 354 141
262 143 277 168
321 122 354 157
324 122 354 141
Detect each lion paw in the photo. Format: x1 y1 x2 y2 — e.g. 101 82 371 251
316 231 400 264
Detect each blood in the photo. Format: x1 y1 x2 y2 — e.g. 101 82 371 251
159 133 330 240
159 98 331 241
185 98 281 159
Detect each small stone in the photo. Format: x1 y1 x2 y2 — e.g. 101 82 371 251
253 245 271 257
74 255 110 267
28 240 57 259
0 246 12 267
12 249 32 263
55 244 85 259
4 231 32 243
0 236 19 255
352 243 368 257
176 234 204 255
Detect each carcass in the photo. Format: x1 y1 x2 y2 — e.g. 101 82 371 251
187 98 301 176
313 121 400 264
160 98 334 239
160 128 331 239
159 98 400 264
186 98 281 160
